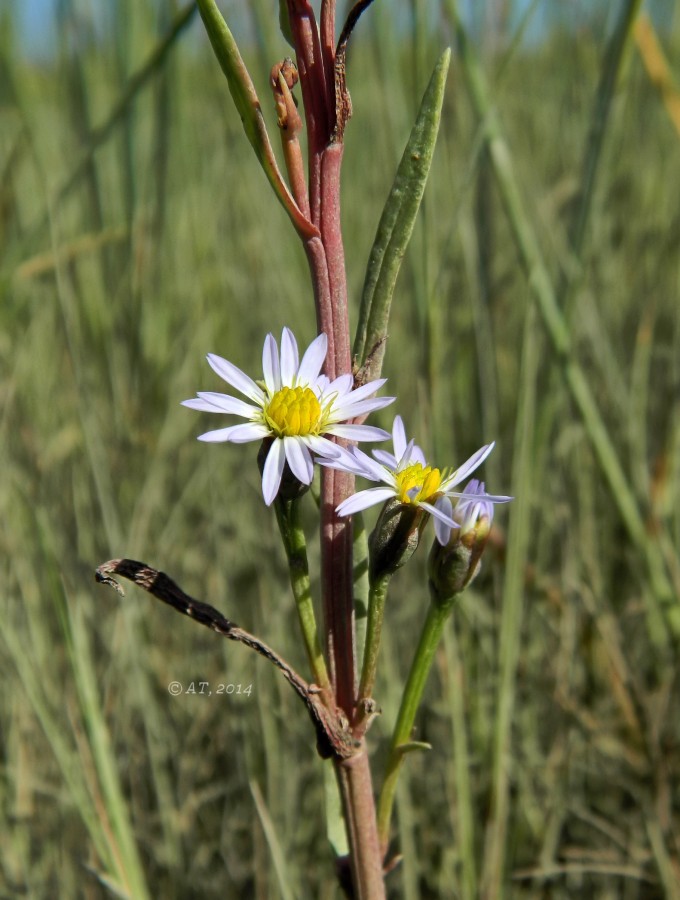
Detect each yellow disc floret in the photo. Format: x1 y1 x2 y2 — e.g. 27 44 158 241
395 463 442 505
265 386 323 437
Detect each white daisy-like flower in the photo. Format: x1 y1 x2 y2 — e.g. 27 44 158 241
318 415 511 544
182 327 394 506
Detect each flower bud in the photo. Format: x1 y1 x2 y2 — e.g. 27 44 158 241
428 480 494 603
368 497 427 581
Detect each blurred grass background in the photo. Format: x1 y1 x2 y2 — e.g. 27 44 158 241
1 0 680 897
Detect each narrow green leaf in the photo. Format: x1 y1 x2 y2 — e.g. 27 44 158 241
353 48 451 377
196 0 318 239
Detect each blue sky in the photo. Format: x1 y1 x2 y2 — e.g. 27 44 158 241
9 0 677 59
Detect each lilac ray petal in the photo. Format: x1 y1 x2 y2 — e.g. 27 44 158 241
313 444 364 473
327 424 391 442
349 450 391 482
371 449 399 469
392 416 407 459
195 392 257 417
280 327 300 385
411 444 427 466
262 332 281 394
207 353 263 403
443 442 495 489
433 516 453 546
446 490 512 503
262 438 286 505
396 438 417 467
284 436 314 485
318 449 384 481
297 332 327 384
430 495 454 522
336 487 396 516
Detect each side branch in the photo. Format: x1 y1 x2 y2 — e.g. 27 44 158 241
95 559 357 760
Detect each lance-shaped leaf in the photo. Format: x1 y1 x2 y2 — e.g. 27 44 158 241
197 0 318 239
353 49 450 380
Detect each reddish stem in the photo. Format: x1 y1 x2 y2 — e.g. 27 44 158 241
287 0 331 224
288 2 386 895
320 0 337 112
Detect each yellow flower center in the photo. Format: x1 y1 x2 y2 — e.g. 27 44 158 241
265 386 323 437
395 463 442 505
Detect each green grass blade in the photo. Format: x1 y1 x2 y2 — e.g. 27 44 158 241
353 48 450 378
445 0 680 645
250 781 297 900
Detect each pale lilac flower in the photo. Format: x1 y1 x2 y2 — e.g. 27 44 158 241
452 479 496 535
319 415 511 544
182 328 394 505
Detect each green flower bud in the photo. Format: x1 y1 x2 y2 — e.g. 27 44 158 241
368 497 427 581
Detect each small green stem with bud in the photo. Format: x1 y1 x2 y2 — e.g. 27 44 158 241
377 587 460 853
274 495 331 692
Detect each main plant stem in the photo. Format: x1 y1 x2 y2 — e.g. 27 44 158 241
306 150 386 898
288 4 384 894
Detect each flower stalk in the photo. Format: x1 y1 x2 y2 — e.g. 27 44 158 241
273 494 331 693
377 591 459 853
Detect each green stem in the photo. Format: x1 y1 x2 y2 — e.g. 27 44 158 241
356 573 390 726
274 496 331 691
377 591 459 851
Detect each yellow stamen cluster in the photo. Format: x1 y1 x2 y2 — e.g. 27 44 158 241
395 463 442 505
265 386 323 437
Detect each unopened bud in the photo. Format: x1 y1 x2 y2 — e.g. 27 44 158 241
369 497 427 581
428 480 495 603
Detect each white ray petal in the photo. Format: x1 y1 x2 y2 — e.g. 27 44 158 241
304 435 343 458
262 332 280 394
182 397 225 413
197 423 264 443
211 423 269 443
297 332 327 384
324 373 354 397
331 395 395 420
262 439 286 505
284 436 314 485
344 378 387 403
195 392 257 417
207 353 263 403
280 327 299 385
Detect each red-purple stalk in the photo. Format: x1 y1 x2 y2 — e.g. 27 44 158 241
285 2 385 896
